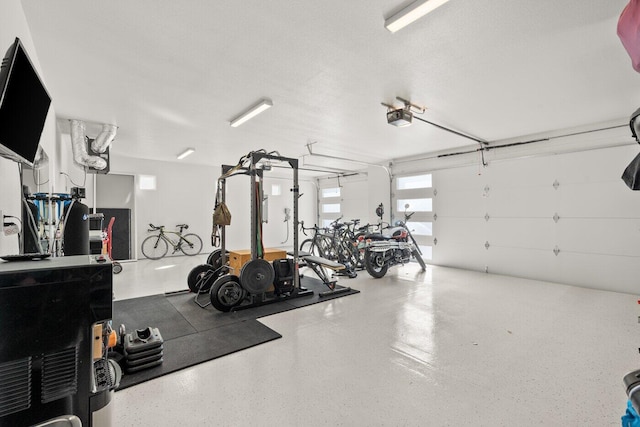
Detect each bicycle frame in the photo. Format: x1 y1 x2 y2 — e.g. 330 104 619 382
150 230 193 253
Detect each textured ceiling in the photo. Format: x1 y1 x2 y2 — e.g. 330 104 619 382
19 0 640 174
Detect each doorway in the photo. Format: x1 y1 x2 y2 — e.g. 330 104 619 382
95 173 136 261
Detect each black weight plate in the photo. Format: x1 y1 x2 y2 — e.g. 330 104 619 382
206 249 228 267
239 259 275 294
187 264 214 293
210 275 245 312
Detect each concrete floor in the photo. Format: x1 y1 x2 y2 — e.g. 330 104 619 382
110 255 639 426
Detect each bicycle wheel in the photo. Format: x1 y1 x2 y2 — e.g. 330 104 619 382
300 239 316 256
180 233 203 256
141 235 168 260
319 234 337 260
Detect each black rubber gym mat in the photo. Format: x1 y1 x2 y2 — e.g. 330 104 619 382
115 320 281 390
112 276 359 390
166 276 359 332
112 294 197 341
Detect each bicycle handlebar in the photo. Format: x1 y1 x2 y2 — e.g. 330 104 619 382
148 223 189 233
299 220 323 236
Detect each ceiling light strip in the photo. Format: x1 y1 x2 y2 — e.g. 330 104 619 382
230 98 273 127
385 0 451 33
177 148 195 159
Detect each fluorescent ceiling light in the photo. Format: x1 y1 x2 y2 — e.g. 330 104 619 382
385 0 451 33
177 147 195 160
230 98 273 127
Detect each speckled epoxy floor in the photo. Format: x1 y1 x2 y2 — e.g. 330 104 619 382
108 257 639 426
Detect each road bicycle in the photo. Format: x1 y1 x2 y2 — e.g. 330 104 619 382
299 221 335 259
141 223 203 260
300 218 364 278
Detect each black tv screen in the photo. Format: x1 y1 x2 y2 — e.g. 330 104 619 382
0 37 51 166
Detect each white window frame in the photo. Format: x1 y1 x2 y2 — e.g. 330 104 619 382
393 173 433 261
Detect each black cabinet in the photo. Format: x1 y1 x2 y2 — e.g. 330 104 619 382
0 256 113 427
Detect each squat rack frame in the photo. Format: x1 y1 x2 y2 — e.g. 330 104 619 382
218 150 310 297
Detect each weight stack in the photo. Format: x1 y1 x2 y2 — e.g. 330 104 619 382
123 327 164 373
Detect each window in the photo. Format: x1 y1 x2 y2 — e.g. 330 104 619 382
139 175 156 190
406 221 432 236
397 198 432 212
418 246 433 260
322 203 341 214
271 184 281 196
394 173 434 264
397 174 432 190
322 187 341 198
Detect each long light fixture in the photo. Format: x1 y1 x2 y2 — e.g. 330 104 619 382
177 147 195 160
385 0 451 33
229 98 273 127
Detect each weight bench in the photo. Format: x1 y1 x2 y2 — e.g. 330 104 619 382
290 251 352 297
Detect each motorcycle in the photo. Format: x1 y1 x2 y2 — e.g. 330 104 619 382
362 203 427 278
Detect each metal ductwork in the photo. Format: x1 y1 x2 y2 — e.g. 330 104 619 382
69 119 107 170
33 146 48 170
91 123 117 154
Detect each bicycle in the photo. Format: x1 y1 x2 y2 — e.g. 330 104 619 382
300 218 361 278
141 223 203 260
299 221 335 259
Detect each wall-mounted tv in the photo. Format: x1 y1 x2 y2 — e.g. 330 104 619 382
0 37 51 166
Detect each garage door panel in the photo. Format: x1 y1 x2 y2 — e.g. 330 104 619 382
488 218 555 250
487 185 556 218
487 247 560 283
557 218 640 257
558 181 640 218
435 189 485 217
558 252 640 294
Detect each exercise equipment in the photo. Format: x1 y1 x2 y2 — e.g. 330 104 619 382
272 258 295 295
188 248 229 307
188 150 352 312
117 326 164 374
294 251 352 297
192 151 314 312
239 258 274 294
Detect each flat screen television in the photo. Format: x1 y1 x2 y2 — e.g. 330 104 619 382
0 37 51 166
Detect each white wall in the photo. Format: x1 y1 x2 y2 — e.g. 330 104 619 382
392 145 640 294
261 175 316 251
109 154 316 258
367 165 391 224
109 154 216 259
314 166 392 232
0 0 57 255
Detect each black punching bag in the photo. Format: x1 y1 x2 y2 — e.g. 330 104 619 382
63 200 90 255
